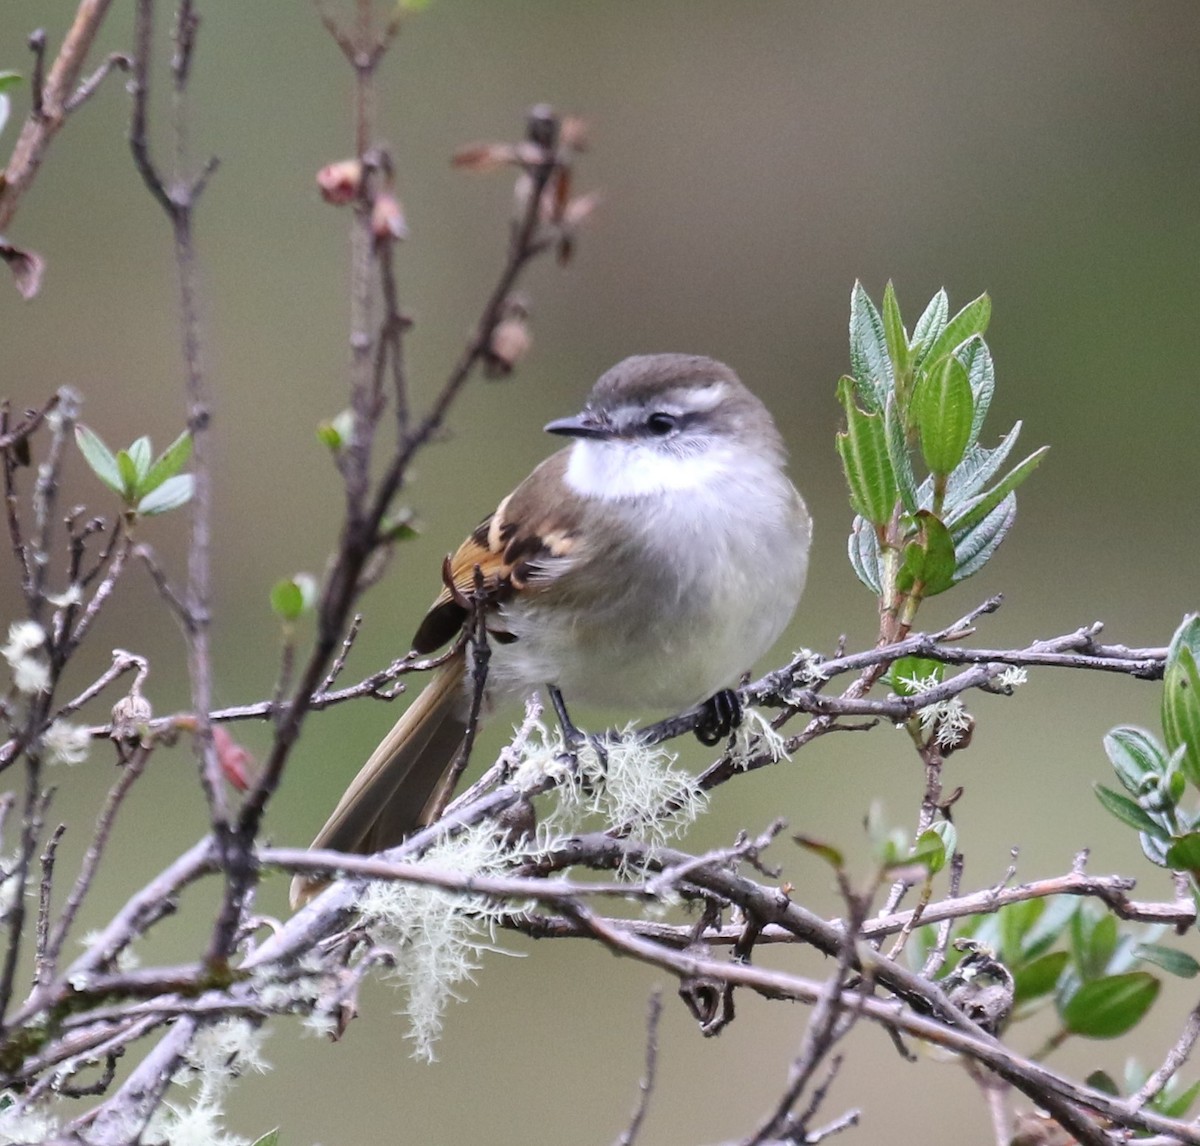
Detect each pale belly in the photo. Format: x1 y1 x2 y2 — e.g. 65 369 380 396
487 479 810 714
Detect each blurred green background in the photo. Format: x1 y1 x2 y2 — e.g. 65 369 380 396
1 1 1198 1142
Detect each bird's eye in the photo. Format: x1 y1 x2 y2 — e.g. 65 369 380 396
646 412 678 436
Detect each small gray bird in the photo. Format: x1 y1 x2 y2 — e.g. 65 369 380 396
291 354 811 907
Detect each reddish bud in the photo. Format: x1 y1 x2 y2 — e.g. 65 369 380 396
371 190 408 241
212 725 255 791
451 143 518 173
316 160 363 205
486 313 532 378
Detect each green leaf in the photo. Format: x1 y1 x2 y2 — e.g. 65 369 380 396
1085 1069 1120 1097
1014 950 1069 1004
944 422 1022 512
946 446 1049 537
0 73 21 95
1021 897 1078 960
889 656 943 696
1159 1079 1200 1118
74 425 125 496
923 292 991 367
1061 971 1159 1038
910 288 948 369
115 449 139 496
1135 943 1200 979
952 496 1016 583
957 335 995 448
913 355 974 476
909 827 947 874
1094 784 1170 839
250 1131 280 1146
136 474 194 516
793 835 845 870
1166 831 1200 874
836 375 897 525
317 408 355 451
881 281 910 384
847 518 884 595
1163 615 1200 786
127 436 153 483
141 429 193 496
848 282 891 411
1104 726 1168 797
896 511 956 597
885 393 918 514
270 574 317 621
381 507 420 543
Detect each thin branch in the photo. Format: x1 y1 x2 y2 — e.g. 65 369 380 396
612 990 663 1146
0 0 118 233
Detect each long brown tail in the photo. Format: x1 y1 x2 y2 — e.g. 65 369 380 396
290 653 468 908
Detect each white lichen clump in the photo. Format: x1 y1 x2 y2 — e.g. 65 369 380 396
42 719 91 766
2 620 49 695
899 672 973 750
358 823 519 1061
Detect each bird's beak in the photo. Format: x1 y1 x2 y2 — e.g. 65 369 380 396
544 409 611 439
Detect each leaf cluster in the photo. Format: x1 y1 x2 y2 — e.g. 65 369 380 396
74 425 194 518
1097 616 1200 882
837 284 1047 632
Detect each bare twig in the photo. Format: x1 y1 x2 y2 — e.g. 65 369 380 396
612 990 663 1146
0 0 118 233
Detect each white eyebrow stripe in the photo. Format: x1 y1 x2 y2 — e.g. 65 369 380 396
678 381 728 412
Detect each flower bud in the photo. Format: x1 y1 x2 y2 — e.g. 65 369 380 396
316 160 363 205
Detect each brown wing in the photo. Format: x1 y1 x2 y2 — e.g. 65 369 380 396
410 452 582 654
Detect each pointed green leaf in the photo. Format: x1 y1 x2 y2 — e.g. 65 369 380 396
1021 896 1077 960
0 73 22 96
885 392 918 514
1104 726 1168 797
141 429 193 496
956 335 995 448
115 450 139 497
1166 831 1200 874
913 354 974 477
1014 950 1069 1004
1134 943 1200 979
952 496 1015 582
127 436 152 482
1094 784 1169 839
910 288 949 368
1159 1079 1200 1119
848 282 891 411
1061 971 1159 1038
847 518 884 595
74 425 125 496
947 446 1049 537
909 828 946 873
136 473 194 516
945 422 1022 511
792 835 845 870
836 376 897 525
881 281 910 383
250 1131 280 1146
1163 616 1200 786
923 292 991 366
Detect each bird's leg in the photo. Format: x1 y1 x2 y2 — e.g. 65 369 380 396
548 685 608 778
694 688 742 746
548 685 584 749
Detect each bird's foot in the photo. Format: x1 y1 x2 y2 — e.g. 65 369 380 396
695 688 742 746
549 685 608 781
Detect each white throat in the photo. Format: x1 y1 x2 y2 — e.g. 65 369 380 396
563 438 733 499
